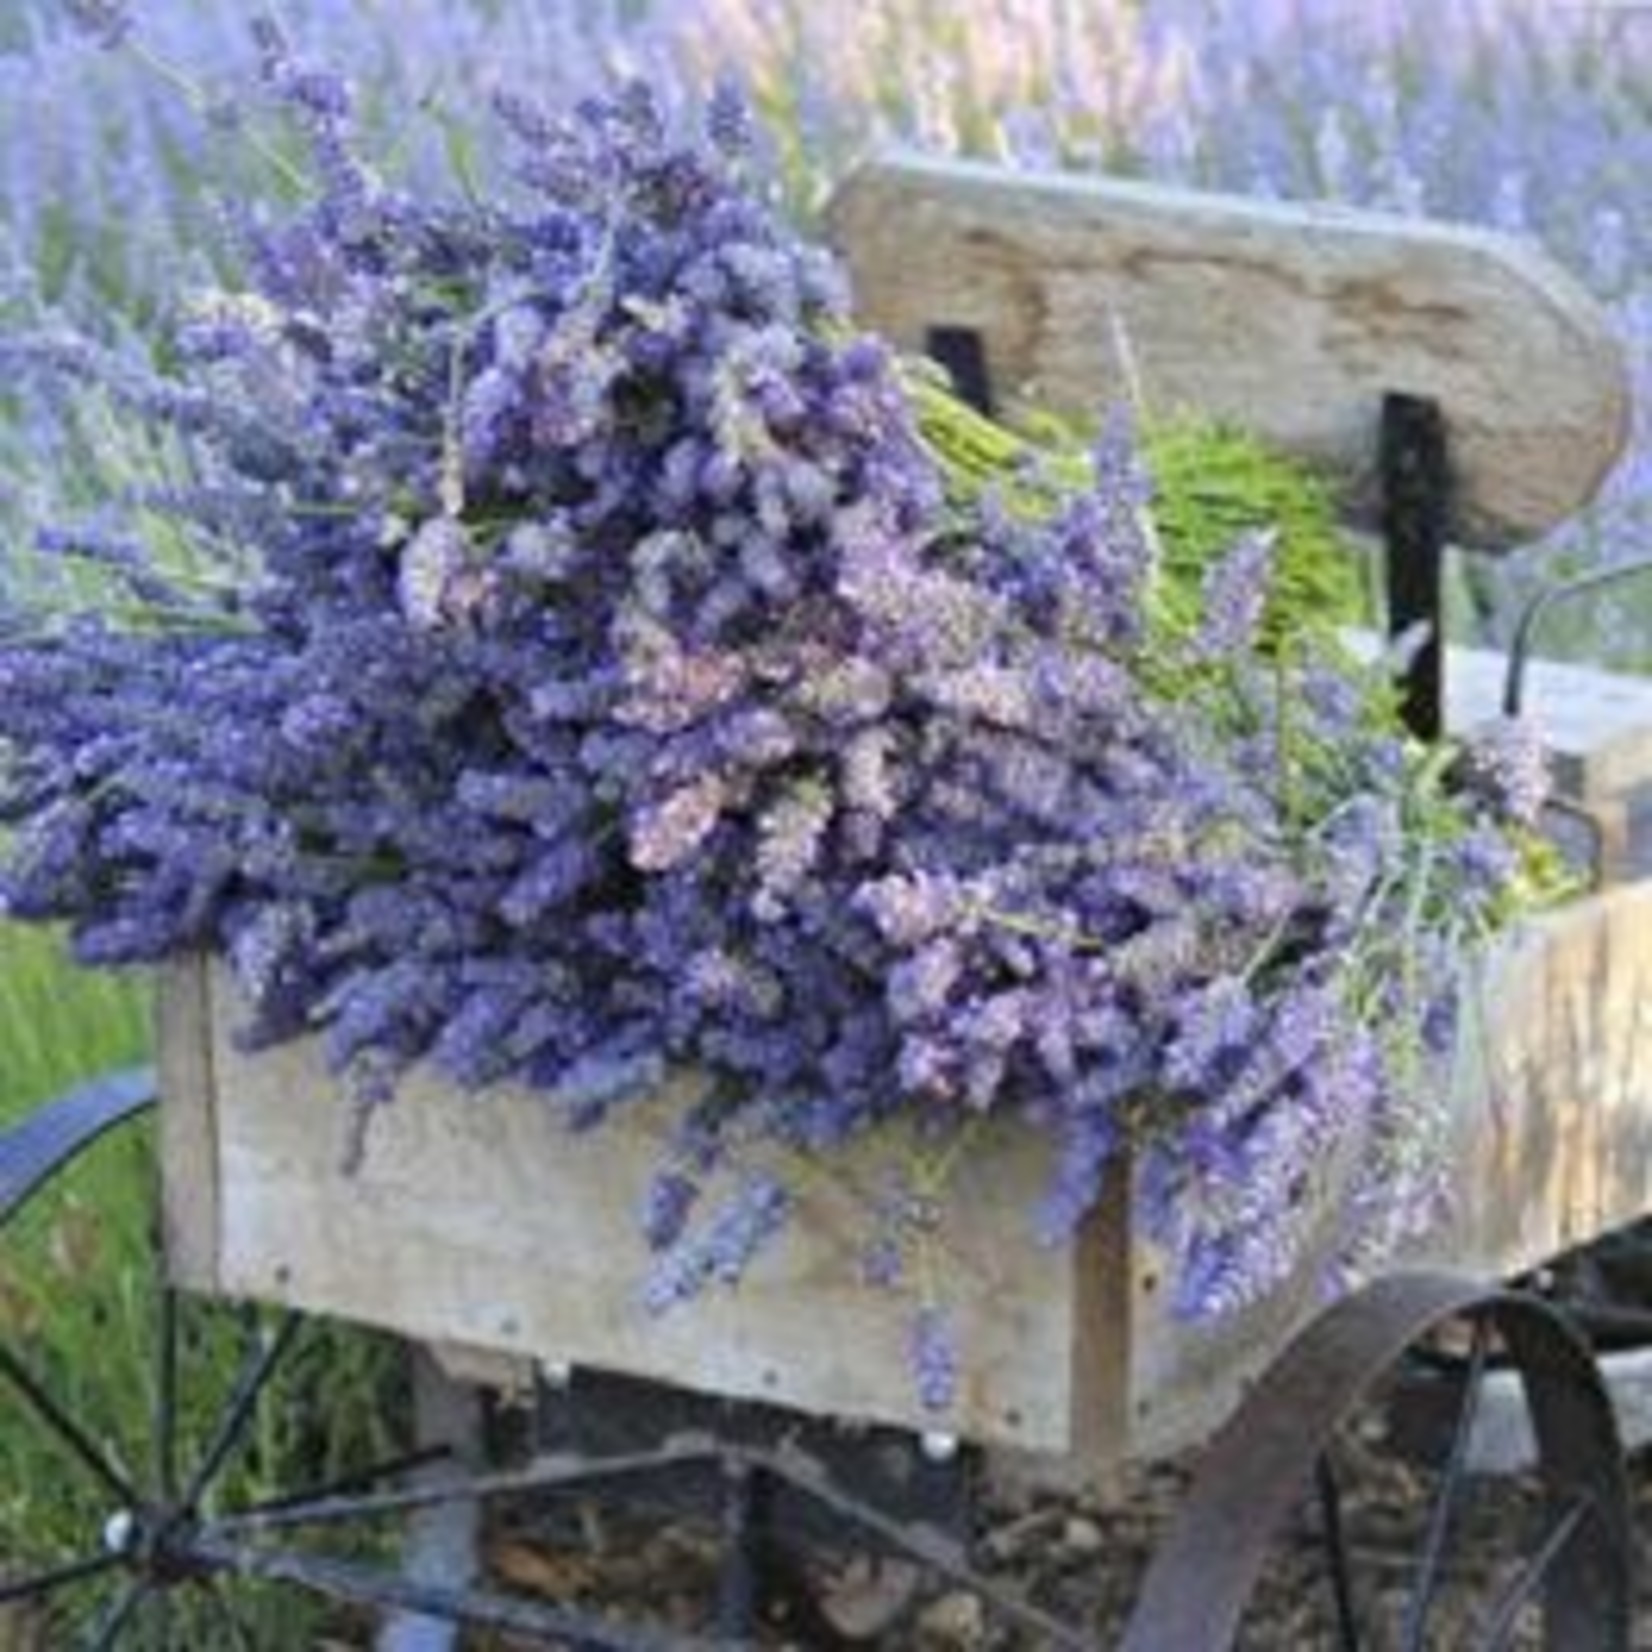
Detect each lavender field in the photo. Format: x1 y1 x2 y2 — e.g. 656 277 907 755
0 0 1647 652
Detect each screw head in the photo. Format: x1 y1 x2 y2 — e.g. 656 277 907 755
919 1430 959 1464
103 1508 137 1556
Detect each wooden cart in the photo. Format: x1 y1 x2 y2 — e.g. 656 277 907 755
3 157 1648 1649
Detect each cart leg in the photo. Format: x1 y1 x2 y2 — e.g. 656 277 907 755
714 1454 772 1645
377 1347 484 1652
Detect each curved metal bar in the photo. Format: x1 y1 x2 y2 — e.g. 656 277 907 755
1503 554 1652 719
1314 1455 1360 1652
0 1067 157 1229
1476 1498 1589 1651
1118 1270 1630 1652
1500 1294 1634 1648
1401 1316 1491 1649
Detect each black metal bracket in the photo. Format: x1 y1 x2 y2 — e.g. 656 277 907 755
1380 392 1452 742
925 325 995 417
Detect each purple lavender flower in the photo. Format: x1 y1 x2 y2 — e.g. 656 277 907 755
0 56 1543 1408
1460 716 1549 827
61 0 133 50
908 1304 959 1413
1192 530 1275 660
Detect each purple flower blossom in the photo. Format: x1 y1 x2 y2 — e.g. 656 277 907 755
909 1304 959 1412
0 58 1543 1403
1461 716 1549 827
61 0 133 50
1192 530 1275 660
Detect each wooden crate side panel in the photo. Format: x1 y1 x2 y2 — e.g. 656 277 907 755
1123 882 1652 1462
188 965 1109 1455
1419 880 1652 1275
1121 1182 1352 1466
828 153 1630 547
156 954 221 1294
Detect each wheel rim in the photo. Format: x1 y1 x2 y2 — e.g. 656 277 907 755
0 1081 406 1648
1119 1270 1632 1652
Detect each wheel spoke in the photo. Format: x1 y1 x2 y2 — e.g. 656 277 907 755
1401 1315 1491 1650
153 1282 179 1505
0 1341 135 1505
216 1438 719 1536
1315 1454 1360 1651
0 1550 122 1607
84 1578 149 1651
1474 1497 1588 1651
180 1309 301 1510
146 1587 172 1652
233 1441 453 1519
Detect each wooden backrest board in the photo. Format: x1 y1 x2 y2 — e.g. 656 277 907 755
829 152 1631 549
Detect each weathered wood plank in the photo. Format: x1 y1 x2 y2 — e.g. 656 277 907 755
158 879 1652 1467
1124 881 1652 1461
1425 879 1652 1275
186 963 1103 1455
828 152 1631 547
155 954 221 1294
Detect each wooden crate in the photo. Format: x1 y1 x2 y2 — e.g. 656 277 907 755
157 880 1652 1472
156 157 1650 1475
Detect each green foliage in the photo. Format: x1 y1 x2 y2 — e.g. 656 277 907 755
911 368 1367 649
1141 417 1365 645
0 925 150 1112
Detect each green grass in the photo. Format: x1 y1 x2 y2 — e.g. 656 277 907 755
0 927 408 1646
0 924 150 1117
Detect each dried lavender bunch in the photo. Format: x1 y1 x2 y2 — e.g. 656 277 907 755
0 40 1539 1407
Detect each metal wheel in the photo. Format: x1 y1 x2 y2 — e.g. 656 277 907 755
0 1071 425 1649
1120 1270 1632 1651
1 1074 1088 1649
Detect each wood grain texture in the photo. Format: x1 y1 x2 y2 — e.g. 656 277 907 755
1123 881 1652 1462
155 954 221 1294
157 880 1652 1467
179 963 1102 1455
828 152 1631 547
1423 879 1652 1274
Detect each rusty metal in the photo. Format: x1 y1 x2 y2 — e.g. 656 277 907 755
1119 1271 1631 1651
0 1065 1067 1651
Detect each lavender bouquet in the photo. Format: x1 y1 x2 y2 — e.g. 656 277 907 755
0 29 1545 1406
